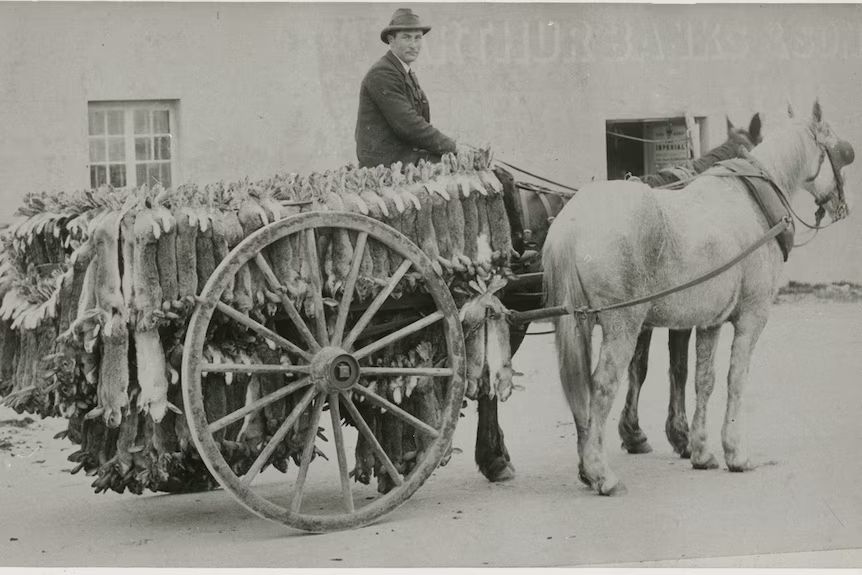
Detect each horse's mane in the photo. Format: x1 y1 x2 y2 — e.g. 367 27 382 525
690 140 740 174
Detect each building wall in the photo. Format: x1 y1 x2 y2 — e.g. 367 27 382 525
2 2 862 283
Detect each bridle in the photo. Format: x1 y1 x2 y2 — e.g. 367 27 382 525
750 125 848 235
805 125 848 226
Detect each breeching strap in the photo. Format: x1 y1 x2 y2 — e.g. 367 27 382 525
509 217 791 324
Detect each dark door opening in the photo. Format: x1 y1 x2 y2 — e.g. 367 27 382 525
606 117 699 181
605 121 645 181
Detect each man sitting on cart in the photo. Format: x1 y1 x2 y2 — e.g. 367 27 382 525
355 8 468 168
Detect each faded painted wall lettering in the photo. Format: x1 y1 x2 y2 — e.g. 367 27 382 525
426 19 862 65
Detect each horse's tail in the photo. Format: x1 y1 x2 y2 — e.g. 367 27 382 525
543 226 593 436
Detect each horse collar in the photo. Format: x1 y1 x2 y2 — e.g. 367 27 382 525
706 157 795 260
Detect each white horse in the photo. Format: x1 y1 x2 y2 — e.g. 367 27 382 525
543 101 854 495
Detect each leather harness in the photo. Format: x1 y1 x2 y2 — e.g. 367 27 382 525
702 158 795 261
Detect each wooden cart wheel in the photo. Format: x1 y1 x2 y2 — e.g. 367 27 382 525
181 212 466 532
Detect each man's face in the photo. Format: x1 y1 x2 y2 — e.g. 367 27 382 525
388 30 423 64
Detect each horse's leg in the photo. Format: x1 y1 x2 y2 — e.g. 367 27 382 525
474 325 523 482
690 325 722 469
581 311 641 495
475 394 514 481
619 327 653 454
665 328 692 458
555 313 593 487
723 313 768 472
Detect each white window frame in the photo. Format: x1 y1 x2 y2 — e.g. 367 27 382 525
87 100 180 190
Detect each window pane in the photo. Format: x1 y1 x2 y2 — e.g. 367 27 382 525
89 139 106 162
134 110 150 134
148 164 160 186
153 110 170 134
159 163 172 188
147 164 160 186
108 137 125 161
90 165 107 188
109 164 127 188
135 137 152 161
154 136 171 160
88 110 105 135
107 110 124 135
136 164 147 187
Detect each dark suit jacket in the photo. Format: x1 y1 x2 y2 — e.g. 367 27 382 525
355 51 456 169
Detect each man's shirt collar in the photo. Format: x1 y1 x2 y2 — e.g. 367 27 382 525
390 51 411 73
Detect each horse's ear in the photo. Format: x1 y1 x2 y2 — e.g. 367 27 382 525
726 116 735 134
812 99 823 122
787 101 795 118
749 113 762 143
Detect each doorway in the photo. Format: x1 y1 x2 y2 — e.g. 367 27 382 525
606 116 705 180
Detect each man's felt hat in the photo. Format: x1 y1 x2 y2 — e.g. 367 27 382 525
380 8 431 44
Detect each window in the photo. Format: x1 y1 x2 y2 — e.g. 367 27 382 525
88 101 178 189
605 116 706 180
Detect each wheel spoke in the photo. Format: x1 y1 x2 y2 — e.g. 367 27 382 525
304 228 330 346
328 392 354 513
289 394 327 513
352 311 444 360
254 253 320 352
351 385 440 438
209 377 311 434
359 366 453 378
342 259 412 350
331 232 368 348
207 298 312 361
201 363 311 375
340 395 403 488
242 386 318 486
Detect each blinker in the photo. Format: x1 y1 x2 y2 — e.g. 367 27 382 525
834 140 855 168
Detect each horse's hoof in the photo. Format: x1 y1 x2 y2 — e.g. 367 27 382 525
480 458 515 483
490 463 516 482
623 439 653 454
598 479 627 496
670 438 691 458
692 453 719 470
666 419 691 457
578 464 592 487
726 458 754 472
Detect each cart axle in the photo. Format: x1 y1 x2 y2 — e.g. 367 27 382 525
310 346 360 393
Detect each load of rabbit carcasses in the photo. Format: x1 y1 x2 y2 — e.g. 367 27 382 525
0 148 519 495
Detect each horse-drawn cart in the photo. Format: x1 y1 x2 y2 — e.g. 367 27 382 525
3 107 847 531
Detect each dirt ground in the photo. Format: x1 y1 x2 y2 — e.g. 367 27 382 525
1 298 861 568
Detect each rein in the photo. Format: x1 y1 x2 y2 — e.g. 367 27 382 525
493 160 579 194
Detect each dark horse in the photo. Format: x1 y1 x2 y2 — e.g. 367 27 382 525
475 113 762 482
619 114 763 457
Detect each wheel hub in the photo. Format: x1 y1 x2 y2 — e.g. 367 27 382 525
310 347 360 393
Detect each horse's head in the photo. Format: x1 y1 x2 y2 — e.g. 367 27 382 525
803 100 855 222
727 113 763 154
691 113 764 175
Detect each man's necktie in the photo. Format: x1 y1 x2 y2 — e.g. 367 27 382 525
408 69 421 92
